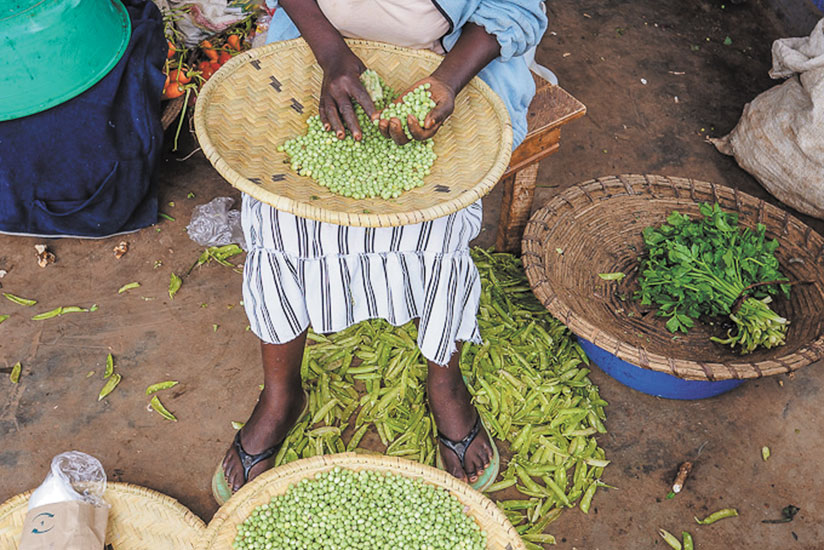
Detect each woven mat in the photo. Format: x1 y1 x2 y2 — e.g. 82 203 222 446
523 174 824 381
0 482 205 549
194 38 512 227
196 452 525 550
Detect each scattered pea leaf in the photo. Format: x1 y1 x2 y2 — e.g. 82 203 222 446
598 272 626 281
118 282 141 294
98 373 122 401
723 36 733 46
666 491 676 499
555 247 564 254
3 293 36 307
169 273 182 299
89 304 99 312
187 192 195 199
149 395 177 421
10 362 21 384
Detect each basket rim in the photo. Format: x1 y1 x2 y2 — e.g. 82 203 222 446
522 173 824 381
196 452 525 550
193 38 513 227
0 481 206 530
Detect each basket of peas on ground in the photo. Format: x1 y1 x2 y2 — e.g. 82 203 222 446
194 38 513 227
195 454 529 550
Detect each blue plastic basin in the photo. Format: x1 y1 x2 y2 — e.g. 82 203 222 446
577 337 744 400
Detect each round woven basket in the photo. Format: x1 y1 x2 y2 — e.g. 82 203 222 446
0 482 205 549
522 174 824 381
195 453 525 550
193 38 513 227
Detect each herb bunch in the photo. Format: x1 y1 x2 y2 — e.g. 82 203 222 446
638 203 790 354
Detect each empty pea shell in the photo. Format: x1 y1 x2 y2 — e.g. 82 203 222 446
10 362 22 384
762 446 770 461
118 282 140 294
149 395 177 421
104 354 114 379
31 307 63 320
598 272 626 281
98 373 122 401
146 381 179 395
3 293 36 307
232 421 245 430
168 273 182 299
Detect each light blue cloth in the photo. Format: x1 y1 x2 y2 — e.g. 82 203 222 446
264 1 547 147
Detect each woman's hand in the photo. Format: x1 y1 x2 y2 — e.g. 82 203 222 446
378 76 455 145
318 47 377 141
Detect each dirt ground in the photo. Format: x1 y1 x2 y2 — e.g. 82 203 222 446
2 1 823 548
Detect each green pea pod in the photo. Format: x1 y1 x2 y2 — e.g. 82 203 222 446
485 478 517 493
3 293 36 307
146 381 179 395
31 307 63 320
658 529 682 550
61 306 88 314
98 373 122 401
150 395 177 421
579 480 597 513
522 534 557 545
118 282 141 294
104 354 114 379
168 273 182 299
682 531 694 550
0 314 8 325
10 362 22 384
695 508 738 524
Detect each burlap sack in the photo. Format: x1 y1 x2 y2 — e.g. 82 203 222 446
712 18 824 218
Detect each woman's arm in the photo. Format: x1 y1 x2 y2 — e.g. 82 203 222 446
379 23 501 145
279 0 376 140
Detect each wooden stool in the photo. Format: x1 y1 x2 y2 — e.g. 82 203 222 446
495 76 586 253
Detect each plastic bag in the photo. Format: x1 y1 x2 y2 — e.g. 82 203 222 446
186 196 246 248
28 451 108 510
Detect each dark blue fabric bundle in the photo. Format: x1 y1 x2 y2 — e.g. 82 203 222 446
0 0 166 237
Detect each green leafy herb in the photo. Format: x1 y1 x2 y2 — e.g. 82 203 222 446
638 203 790 354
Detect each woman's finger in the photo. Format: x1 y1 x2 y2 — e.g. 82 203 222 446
424 100 453 130
350 84 378 121
408 114 439 141
318 96 331 131
324 100 346 139
378 117 391 140
388 117 410 145
338 98 363 140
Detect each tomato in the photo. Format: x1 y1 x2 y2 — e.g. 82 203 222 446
218 51 232 65
162 81 186 99
226 34 241 51
168 69 191 84
198 61 215 80
201 40 218 62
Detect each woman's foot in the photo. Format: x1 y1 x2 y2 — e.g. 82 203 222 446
221 334 308 494
427 354 494 484
221 384 306 492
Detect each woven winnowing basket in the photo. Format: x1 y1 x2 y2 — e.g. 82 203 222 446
193 38 513 227
195 453 525 550
0 482 205 549
522 174 824 381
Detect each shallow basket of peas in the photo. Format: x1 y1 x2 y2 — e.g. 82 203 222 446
194 453 527 550
194 38 513 228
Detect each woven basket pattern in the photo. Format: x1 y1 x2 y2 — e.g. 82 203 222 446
0 482 205 549
523 174 824 381
193 38 513 227
195 452 525 550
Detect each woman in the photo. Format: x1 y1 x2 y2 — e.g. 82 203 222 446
213 0 546 503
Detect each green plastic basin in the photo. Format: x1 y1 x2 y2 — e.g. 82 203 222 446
0 0 131 121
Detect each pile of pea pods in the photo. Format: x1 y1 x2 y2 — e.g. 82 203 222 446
262 248 610 545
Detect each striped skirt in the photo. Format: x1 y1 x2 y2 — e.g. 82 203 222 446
241 195 483 365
